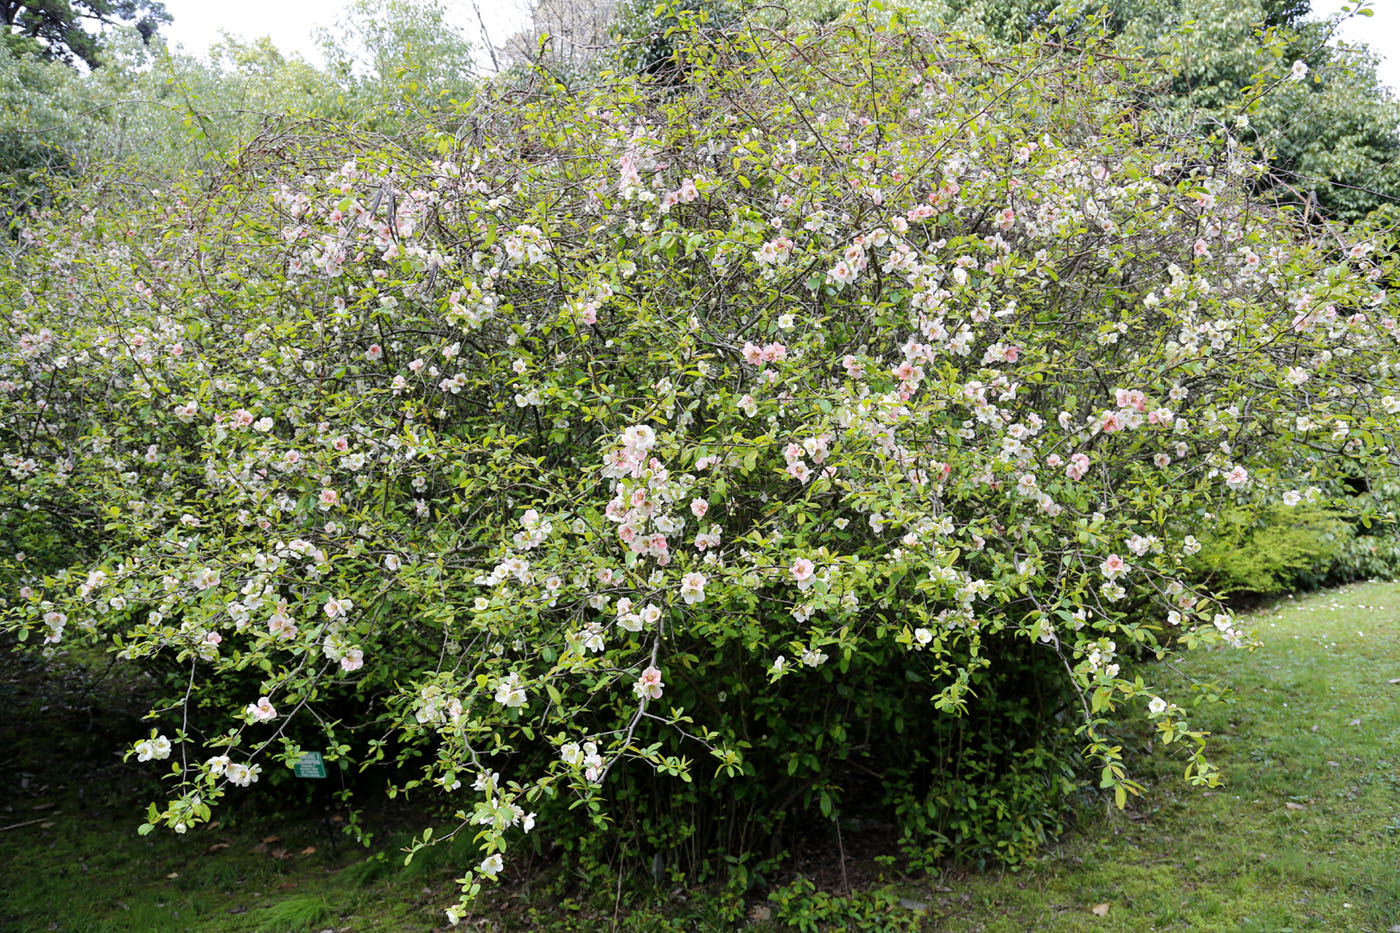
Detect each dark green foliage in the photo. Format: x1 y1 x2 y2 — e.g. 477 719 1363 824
540 632 1076 898
1331 479 1400 582
608 0 738 85
766 876 922 933
1 0 170 67
1261 0 1312 28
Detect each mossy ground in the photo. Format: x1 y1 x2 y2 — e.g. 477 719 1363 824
2 583 1397 931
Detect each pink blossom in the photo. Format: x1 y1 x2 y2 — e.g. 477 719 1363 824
790 558 815 589
633 666 665 700
1100 554 1127 579
679 572 706 604
691 498 709 518
246 696 277 722
1114 389 1146 412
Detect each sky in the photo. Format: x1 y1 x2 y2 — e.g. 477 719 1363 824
159 0 530 67
1314 0 1400 90
159 0 1400 86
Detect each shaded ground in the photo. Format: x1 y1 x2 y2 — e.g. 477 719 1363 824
1 583 1398 931
0 645 455 932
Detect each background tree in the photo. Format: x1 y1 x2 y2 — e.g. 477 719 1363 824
499 0 619 75
2 0 170 67
1111 0 1400 223
587 0 1400 221
316 0 478 114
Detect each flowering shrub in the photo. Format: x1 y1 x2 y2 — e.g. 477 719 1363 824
3 12 1399 918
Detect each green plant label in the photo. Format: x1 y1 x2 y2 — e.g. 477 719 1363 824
293 751 327 779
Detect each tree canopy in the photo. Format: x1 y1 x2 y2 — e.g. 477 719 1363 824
2 0 170 67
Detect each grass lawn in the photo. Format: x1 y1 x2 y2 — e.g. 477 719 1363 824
924 581 1400 932
1 582 1397 931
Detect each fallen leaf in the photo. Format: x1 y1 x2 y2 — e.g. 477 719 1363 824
165 872 179 879
261 834 281 844
278 881 298 890
269 847 290 860
300 845 317 856
1285 802 1306 810
250 843 268 854
205 842 230 855
1091 902 1110 917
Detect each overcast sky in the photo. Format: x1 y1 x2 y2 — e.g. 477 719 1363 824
158 0 1400 88
1314 0 1400 89
159 0 530 67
